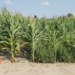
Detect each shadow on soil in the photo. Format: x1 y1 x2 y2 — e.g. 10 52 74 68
0 46 30 62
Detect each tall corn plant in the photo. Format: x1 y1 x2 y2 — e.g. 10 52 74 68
22 16 43 62
0 9 23 61
45 19 63 62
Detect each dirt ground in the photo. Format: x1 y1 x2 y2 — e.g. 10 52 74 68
0 50 75 75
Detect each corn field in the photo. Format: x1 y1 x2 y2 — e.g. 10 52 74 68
0 7 75 63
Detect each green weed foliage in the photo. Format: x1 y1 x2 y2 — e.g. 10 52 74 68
0 7 75 63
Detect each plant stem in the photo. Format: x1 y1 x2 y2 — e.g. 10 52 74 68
10 35 14 61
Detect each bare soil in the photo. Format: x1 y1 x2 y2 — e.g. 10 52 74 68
0 50 75 75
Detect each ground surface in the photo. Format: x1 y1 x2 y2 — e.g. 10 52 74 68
0 50 75 75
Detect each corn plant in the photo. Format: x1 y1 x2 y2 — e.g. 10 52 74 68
0 9 23 61
22 16 43 62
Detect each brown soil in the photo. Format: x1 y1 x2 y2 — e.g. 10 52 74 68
0 50 75 75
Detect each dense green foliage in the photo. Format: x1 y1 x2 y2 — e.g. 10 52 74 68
0 7 75 63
